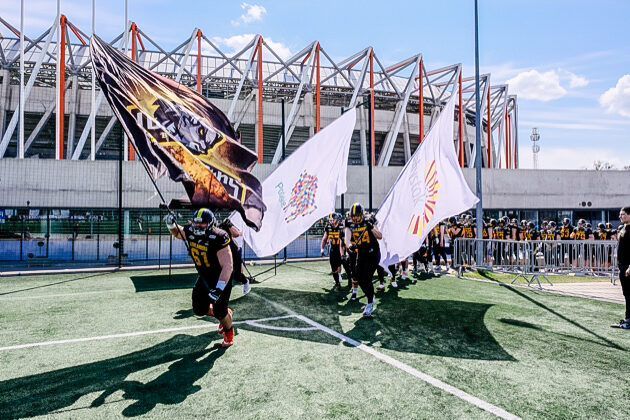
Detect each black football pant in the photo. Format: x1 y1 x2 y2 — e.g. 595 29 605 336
376 265 386 283
433 245 447 266
355 251 379 304
232 246 248 285
192 275 233 320
619 265 630 319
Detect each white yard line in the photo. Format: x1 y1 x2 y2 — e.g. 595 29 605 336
252 292 520 420
0 314 296 352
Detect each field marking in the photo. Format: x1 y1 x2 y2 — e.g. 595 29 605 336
0 289 131 301
252 292 521 420
0 314 297 352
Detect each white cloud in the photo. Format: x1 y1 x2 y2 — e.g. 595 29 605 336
506 70 567 101
517 145 630 170
599 75 630 118
568 73 589 88
231 3 267 26
212 34 292 61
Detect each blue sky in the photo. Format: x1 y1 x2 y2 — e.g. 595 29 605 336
2 0 630 169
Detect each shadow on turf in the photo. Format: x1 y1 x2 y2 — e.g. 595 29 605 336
0 334 226 419
172 284 516 361
0 272 109 296
499 284 626 351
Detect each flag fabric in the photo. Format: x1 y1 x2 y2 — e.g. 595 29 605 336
376 78 479 267
231 110 356 257
89 36 266 230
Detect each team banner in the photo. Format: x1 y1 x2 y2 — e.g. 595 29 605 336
90 36 266 230
376 76 479 267
231 110 356 257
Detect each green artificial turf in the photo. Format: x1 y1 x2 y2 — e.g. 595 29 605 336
0 262 628 419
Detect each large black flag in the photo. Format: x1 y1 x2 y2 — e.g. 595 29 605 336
90 36 265 230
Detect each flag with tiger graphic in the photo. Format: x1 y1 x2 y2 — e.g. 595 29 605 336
375 73 478 267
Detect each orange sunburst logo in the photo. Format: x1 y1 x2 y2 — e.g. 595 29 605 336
407 160 440 237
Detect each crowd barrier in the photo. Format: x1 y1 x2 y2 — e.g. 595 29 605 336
453 238 619 288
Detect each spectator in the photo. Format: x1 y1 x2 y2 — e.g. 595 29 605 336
612 206 630 329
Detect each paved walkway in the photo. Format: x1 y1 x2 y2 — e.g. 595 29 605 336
526 280 624 304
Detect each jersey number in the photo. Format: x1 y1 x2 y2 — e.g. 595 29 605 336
191 248 210 267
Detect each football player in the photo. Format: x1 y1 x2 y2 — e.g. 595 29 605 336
321 213 344 290
166 209 235 347
219 217 251 295
344 203 383 317
432 221 448 270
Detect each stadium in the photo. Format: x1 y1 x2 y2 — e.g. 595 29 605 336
0 7 629 420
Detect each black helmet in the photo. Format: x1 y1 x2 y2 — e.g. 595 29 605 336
192 208 216 235
606 222 612 229
501 216 509 224
449 216 457 224
578 218 586 227
598 222 605 229
521 219 527 226
549 220 557 228
527 222 535 229
542 220 549 227
350 203 364 223
489 218 497 227
563 218 570 226
586 223 592 229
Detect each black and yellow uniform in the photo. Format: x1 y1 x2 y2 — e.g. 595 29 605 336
325 224 343 272
184 224 233 319
595 229 609 240
541 229 556 240
559 224 574 240
462 225 475 239
346 217 380 303
482 224 489 239
525 229 540 241
432 223 448 266
493 225 506 240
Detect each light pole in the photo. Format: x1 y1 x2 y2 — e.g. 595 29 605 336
530 127 540 169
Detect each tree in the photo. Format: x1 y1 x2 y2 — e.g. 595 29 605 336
593 160 615 170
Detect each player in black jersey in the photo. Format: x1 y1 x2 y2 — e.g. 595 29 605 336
431 222 448 270
167 208 235 347
344 203 383 317
321 213 344 289
219 218 251 295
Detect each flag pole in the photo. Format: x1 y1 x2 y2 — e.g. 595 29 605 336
474 0 484 264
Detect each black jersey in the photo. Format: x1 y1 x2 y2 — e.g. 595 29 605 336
493 226 506 240
462 226 475 239
449 223 463 238
482 226 489 239
346 219 378 254
525 229 540 241
541 230 556 240
618 224 630 265
325 225 343 246
183 224 231 279
559 225 573 240
573 228 590 240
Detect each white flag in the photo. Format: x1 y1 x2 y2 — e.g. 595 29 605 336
376 78 479 267
232 110 356 257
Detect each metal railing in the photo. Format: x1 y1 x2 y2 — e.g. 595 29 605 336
453 238 619 287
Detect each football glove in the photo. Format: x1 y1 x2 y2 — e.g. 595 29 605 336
164 213 177 230
349 244 358 253
365 220 374 230
320 248 325 256
208 288 221 304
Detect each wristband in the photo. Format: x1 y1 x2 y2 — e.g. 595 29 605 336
215 280 226 291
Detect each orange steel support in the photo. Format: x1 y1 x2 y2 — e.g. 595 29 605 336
59 15 67 160
458 71 464 167
419 58 424 143
128 22 139 161
369 49 375 166
315 43 321 132
197 29 202 93
505 113 510 169
257 37 264 163
487 88 491 168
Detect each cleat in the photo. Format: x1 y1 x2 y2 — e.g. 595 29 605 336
377 283 385 291
611 320 630 329
401 273 408 280
222 328 234 347
218 308 233 334
362 302 375 317
243 278 251 295
391 281 398 288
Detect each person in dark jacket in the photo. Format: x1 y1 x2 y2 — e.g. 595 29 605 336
612 206 630 329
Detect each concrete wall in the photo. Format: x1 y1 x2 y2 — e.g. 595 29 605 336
1 159 628 210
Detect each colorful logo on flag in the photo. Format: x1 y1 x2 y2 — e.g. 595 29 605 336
283 170 319 223
408 160 440 237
